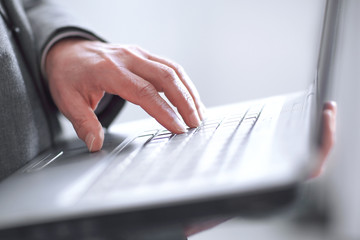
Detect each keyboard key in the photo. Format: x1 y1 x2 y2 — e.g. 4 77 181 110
89 104 265 194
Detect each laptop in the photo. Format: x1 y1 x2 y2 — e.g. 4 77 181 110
0 0 340 238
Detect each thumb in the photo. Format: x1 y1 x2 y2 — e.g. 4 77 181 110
65 100 105 152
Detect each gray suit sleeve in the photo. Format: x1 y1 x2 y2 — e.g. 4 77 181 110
23 0 103 62
23 0 125 128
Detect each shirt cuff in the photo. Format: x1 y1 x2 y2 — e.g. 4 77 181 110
40 30 99 80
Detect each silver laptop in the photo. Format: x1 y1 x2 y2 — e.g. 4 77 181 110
0 0 340 238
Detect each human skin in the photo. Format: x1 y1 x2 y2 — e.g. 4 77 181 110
313 101 337 177
46 39 337 237
45 39 336 167
184 101 337 236
45 39 206 152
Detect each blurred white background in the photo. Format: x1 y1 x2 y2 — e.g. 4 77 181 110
58 0 325 123
57 1 326 239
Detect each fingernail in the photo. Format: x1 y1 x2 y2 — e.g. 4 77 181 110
329 101 337 109
174 117 187 133
188 111 201 128
85 133 95 152
329 101 337 106
324 101 337 110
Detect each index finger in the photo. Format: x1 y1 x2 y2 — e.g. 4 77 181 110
134 47 207 120
100 67 188 134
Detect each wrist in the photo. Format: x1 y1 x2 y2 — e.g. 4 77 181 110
45 38 90 81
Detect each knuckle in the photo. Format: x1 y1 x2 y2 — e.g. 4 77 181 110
159 66 177 83
181 88 196 109
109 46 136 59
92 57 121 84
128 44 141 51
117 46 144 63
184 91 193 103
184 92 195 108
136 82 157 100
94 54 117 71
93 53 127 79
129 45 147 56
172 62 184 72
117 47 134 58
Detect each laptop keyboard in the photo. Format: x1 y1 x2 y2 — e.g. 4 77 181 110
90 104 264 194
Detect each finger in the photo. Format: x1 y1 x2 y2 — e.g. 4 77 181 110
60 92 104 152
323 101 337 115
313 102 337 177
321 101 337 156
321 109 335 159
126 54 201 128
136 48 207 120
101 68 188 133
150 56 207 120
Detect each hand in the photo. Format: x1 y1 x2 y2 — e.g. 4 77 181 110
45 39 206 152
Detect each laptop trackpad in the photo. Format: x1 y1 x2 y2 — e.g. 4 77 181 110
24 133 127 172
